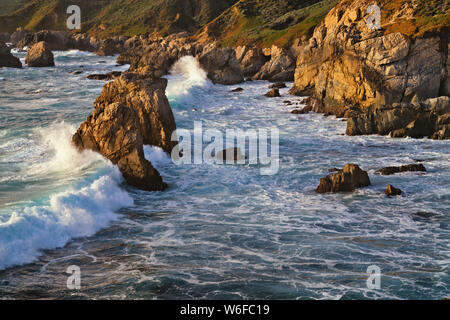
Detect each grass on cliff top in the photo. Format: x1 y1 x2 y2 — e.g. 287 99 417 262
382 0 450 37
204 0 339 48
0 0 240 37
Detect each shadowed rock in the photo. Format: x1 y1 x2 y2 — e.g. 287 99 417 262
376 164 426 176
385 185 402 196
316 164 371 193
0 41 21 68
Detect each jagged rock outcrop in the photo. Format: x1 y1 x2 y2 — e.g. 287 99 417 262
25 41 54 67
253 46 296 82
95 38 126 56
316 164 371 193
0 41 22 68
198 44 244 85
10 27 27 46
73 73 177 191
347 96 450 139
290 0 449 118
235 45 270 78
73 102 167 191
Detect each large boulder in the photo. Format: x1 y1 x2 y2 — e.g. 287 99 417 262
316 164 371 193
0 41 22 68
25 41 54 67
73 73 177 191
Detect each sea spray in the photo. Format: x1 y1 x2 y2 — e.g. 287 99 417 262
0 122 134 270
166 56 210 99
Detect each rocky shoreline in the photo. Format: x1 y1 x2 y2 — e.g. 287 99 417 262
1 0 449 192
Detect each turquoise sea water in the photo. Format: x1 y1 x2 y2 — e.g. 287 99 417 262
0 52 449 299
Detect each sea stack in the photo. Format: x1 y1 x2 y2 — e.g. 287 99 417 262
72 73 177 191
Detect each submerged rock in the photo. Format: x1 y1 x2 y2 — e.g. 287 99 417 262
25 41 54 67
385 185 402 196
231 87 244 92
316 164 371 193
376 164 426 176
87 71 122 81
0 41 22 68
73 73 177 191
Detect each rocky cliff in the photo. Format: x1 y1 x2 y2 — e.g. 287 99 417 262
290 0 449 113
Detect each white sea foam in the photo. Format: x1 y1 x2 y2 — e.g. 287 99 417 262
0 170 133 270
0 122 134 270
166 56 210 98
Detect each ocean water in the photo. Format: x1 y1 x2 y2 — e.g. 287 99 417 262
0 53 449 300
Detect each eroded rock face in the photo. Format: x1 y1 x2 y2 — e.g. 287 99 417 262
290 0 448 117
198 44 244 85
347 96 450 139
253 46 296 82
72 102 167 191
316 164 371 193
73 73 177 191
236 45 270 78
0 41 22 68
25 41 54 67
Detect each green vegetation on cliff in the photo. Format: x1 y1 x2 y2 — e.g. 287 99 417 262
196 0 339 48
0 0 239 36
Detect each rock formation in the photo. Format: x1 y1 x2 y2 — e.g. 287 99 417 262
291 0 448 112
73 73 177 191
264 88 281 98
197 44 244 85
347 96 450 139
0 41 22 68
253 46 296 82
376 164 426 176
25 41 54 67
316 164 371 193
385 185 402 196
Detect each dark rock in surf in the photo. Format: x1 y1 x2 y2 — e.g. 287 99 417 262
265 88 280 98
385 185 402 196
376 164 426 176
